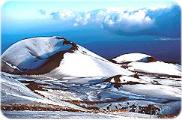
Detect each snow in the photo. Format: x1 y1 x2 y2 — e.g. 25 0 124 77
113 53 154 63
2 111 158 119
1 74 42 104
1 36 133 77
1 36 182 118
113 53 181 77
1 69 181 118
120 84 181 100
77 45 107 61
1 59 21 70
128 61 182 77
2 36 70 70
119 76 145 83
2 111 116 119
48 50 133 77
0 73 87 111
139 76 181 87
109 76 146 84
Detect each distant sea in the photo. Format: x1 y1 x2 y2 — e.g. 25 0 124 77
82 40 181 64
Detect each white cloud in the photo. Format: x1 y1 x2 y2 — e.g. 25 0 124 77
59 10 75 20
103 9 154 32
73 23 78 27
75 12 91 26
49 8 154 29
46 4 180 37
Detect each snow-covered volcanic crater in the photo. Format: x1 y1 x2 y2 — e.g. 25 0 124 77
1 36 132 77
1 36 182 119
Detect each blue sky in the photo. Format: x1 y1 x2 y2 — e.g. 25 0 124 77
2 0 180 37
2 0 178 20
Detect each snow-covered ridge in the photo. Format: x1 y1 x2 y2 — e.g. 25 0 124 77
1 36 133 77
113 53 156 63
113 53 181 77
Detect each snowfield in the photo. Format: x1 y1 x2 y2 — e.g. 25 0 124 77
1 70 181 118
1 74 87 111
128 61 181 77
1 74 43 104
1 36 181 119
48 50 132 77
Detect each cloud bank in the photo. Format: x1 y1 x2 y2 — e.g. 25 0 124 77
103 5 181 37
40 5 180 38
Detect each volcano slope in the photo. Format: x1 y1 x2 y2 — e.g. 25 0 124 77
1 36 181 119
